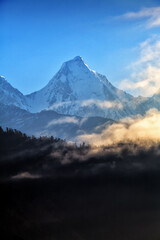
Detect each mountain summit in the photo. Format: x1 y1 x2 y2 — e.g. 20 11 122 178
25 56 134 119
0 76 28 110
1 56 160 137
1 57 159 121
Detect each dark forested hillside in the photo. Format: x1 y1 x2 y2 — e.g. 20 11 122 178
1 127 160 240
1 126 160 180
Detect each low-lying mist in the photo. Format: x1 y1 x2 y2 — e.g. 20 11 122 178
1 113 160 182
78 108 160 147
1 115 160 240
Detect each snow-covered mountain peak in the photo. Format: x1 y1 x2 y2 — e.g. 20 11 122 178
73 56 83 61
0 76 8 87
0 76 7 82
25 56 135 118
66 56 84 65
59 56 91 75
2 57 160 121
72 56 85 63
0 76 11 88
0 75 29 110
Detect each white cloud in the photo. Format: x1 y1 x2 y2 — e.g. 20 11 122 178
81 99 123 109
122 7 160 28
48 101 70 109
47 116 79 127
79 117 88 126
119 36 160 97
50 99 123 110
78 109 160 146
131 37 160 66
12 172 40 179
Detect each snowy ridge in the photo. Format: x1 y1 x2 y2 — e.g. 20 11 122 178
25 56 135 119
0 76 29 110
0 102 114 140
1 56 160 121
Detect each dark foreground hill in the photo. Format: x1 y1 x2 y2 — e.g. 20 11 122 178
1 127 160 240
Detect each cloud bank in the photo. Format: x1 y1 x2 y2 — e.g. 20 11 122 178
49 99 123 111
119 36 160 97
81 99 123 109
12 172 40 180
78 109 160 147
122 7 160 28
47 116 79 127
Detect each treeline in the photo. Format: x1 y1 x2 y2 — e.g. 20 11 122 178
1 126 160 181
0 127 90 180
0 126 64 149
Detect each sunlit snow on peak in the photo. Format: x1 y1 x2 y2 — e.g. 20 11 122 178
0 76 7 81
73 56 83 61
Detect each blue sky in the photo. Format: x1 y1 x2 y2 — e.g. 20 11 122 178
0 0 160 96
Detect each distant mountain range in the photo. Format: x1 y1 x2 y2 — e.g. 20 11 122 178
0 102 114 140
0 56 160 139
